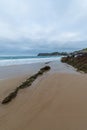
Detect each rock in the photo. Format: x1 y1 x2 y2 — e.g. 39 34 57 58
2 90 18 104
40 66 51 72
61 53 87 73
2 66 51 104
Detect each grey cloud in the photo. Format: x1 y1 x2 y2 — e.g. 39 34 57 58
0 0 87 55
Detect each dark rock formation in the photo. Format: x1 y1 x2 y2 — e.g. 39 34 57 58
2 66 51 104
61 53 87 73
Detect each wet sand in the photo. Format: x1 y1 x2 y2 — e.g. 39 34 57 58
0 61 87 130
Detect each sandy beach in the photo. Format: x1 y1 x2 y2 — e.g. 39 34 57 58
0 61 87 130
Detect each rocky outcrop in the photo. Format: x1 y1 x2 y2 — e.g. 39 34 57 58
61 53 87 73
2 66 51 104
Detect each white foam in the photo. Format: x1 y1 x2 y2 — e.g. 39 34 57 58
0 57 61 66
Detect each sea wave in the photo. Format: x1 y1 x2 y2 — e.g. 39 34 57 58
0 56 61 66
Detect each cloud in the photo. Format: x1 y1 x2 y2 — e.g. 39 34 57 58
0 0 87 54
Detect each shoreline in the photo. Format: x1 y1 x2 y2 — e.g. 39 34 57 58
0 60 81 101
0 62 46 80
0 60 87 129
0 59 80 80
0 56 61 67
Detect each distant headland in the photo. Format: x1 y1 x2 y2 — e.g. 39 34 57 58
38 52 69 56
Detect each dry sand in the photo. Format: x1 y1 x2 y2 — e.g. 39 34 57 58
0 62 87 130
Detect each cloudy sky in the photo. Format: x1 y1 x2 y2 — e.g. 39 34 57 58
0 0 87 55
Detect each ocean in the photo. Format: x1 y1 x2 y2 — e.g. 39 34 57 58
0 56 62 66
